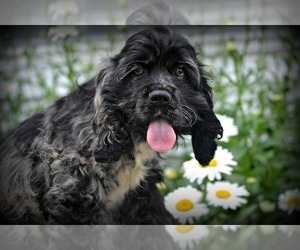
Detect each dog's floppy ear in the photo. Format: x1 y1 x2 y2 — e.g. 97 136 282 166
92 66 133 163
192 118 223 166
191 68 223 166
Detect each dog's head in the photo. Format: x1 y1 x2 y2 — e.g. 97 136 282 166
94 27 223 165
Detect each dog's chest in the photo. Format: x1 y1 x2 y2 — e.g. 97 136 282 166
106 143 154 209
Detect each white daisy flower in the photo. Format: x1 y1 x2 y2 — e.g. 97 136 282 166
206 181 249 210
47 1 79 20
165 186 209 224
278 189 300 214
165 225 209 249
183 146 236 184
48 26 79 41
216 114 238 142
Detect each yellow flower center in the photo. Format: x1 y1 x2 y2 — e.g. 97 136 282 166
287 197 300 207
198 158 218 168
176 225 194 234
216 190 231 199
176 199 194 212
208 159 218 167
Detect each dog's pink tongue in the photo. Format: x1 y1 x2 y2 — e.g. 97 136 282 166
147 119 176 153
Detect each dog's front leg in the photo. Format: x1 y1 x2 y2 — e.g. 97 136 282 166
42 157 107 224
113 179 175 225
43 183 107 225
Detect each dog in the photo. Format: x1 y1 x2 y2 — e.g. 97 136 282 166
0 26 223 224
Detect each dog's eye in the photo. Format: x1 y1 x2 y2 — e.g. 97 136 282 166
175 67 185 78
133 66 144 76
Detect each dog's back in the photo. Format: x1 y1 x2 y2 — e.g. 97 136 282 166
0 80 97 224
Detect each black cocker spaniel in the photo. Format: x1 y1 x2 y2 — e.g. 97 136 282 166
0 27 223 224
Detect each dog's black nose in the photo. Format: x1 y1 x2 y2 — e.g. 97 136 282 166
149 90 172 104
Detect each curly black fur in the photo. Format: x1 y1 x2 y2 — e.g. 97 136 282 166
0 27 222 224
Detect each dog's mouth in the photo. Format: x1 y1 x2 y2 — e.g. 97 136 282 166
146 119 176 153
